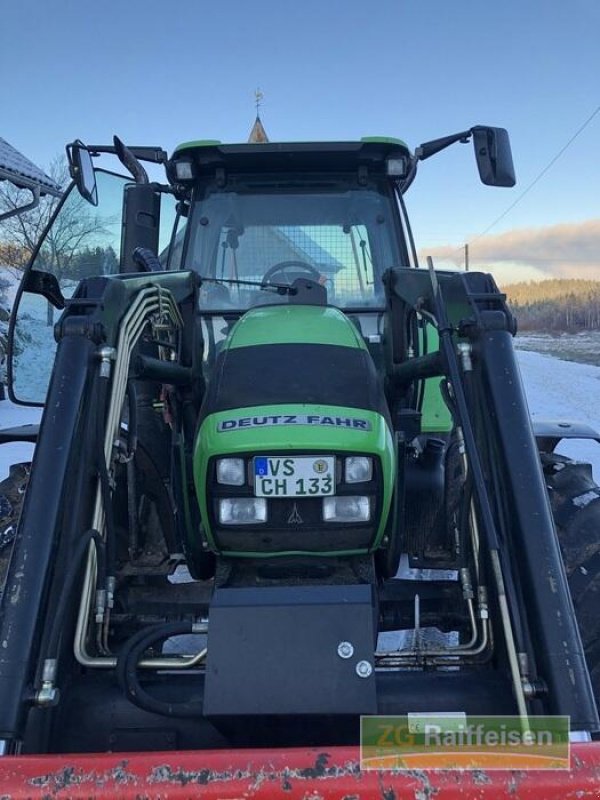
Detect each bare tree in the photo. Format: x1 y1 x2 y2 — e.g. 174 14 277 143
0 156 67 268
0 155 105 273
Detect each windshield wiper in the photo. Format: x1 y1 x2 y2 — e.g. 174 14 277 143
197 276 297 295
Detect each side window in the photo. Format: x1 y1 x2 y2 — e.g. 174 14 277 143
159 196 186 270
30 169 125 289
9 170 128 404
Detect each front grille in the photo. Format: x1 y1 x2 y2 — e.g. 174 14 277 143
207 451 382 554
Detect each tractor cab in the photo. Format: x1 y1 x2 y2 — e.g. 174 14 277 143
168 139 412 386
169 140 409 573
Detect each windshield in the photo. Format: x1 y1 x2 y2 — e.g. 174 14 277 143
183 175 403 311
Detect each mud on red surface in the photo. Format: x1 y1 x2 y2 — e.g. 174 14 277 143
1 745 600 799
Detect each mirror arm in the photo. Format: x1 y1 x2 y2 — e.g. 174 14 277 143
0 186 40 222
86 144 168 164
415 129 472 161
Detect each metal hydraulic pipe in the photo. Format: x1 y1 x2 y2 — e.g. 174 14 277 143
456 339 531 725
75 288 185 669
490 550 530 722
375 619 489 667
376 582 488 662
77 545 211 669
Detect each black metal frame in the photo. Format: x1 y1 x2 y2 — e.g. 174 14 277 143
385 265 600 732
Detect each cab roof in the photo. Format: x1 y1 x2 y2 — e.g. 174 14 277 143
170 138 412 176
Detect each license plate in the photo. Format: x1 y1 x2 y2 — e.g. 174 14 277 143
254 456 335 497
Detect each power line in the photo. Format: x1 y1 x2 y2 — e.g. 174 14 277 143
471 102 600 245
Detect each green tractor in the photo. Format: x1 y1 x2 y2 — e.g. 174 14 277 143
1 128 600 783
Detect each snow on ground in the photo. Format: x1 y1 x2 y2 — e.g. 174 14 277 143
516 349 600 480
0 266 24 308
0 348 599 480
0 401 41 480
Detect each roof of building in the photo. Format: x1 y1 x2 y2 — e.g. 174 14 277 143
247 115 269 144
0 137 62 196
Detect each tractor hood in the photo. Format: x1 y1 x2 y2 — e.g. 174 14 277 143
193 304 395 558
198 304 388 424
195 304 392 454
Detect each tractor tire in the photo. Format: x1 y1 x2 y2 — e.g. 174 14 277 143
0 462 31 592
542 452 600 704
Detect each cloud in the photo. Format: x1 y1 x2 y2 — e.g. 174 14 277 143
420 218 600 281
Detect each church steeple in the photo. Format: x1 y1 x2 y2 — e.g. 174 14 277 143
248 89 269 143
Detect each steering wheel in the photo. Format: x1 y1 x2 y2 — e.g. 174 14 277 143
262 260 322 285
200 281 232 308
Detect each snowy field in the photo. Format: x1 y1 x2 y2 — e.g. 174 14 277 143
0 348 599 481
517 349 600 478
516 331 600 367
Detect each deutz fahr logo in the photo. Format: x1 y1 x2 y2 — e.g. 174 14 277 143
217 414 372 432
287 503 304 524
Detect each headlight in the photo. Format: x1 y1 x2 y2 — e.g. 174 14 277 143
323 496 370 522
216 458 245 486
345 456 372 483
219 498 267 525
174 159 195 180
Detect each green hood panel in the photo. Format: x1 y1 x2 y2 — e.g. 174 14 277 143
225 305 367 350
196 404 391 457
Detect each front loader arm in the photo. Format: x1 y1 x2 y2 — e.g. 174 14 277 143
0 272 199 747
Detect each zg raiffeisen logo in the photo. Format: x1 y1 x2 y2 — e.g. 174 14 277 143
360 715 570 770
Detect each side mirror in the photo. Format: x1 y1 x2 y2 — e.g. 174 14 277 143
472 126 516 187
66 141 98 206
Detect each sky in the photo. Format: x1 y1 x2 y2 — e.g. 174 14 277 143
1 0 600 285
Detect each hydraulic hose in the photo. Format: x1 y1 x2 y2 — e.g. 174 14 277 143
126 379 138 457
96 373 117 581
45 529 104 661
117 622 206 718
125 380 139 560
467 366 530 657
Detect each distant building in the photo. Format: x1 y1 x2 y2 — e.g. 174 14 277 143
248 115 269 144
